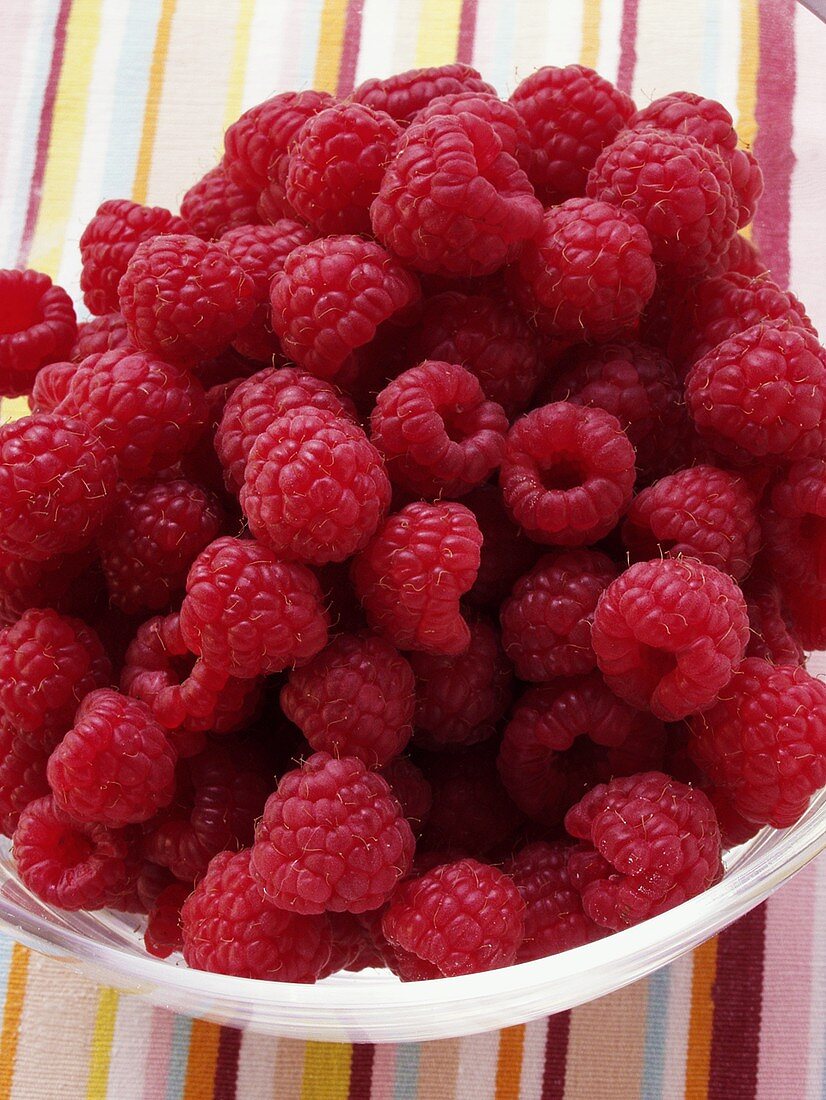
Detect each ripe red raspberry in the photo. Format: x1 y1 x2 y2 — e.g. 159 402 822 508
79 200 189 315
540 342 686 484
0 413 118 562
509 199 655 341
379 756 432 834
118 234 257 367
685 324 826 464
285 102 402 235
408 291 543 417
668 272 814 371
370 114 542 277
98 477 225 614
410 618 512 750
180 536 329 678
504 841 604 960
586 129 739 275
592 558 749 720
497 674 665 825
565 772 722 930
689 659 826 829
351 501 482 656
622 465 760 581
179 164 259 239
414 91 531 169
510 64 635 203
144 881 189 959
705 786 761 849
29 361 76 413
353 64 495 124
241 407 391 565
121 614 262 752
13 795 135 910
743 579 803 666
181 848 333 981
499 403 636 547
270 236 420 380
720 233 766 278
219 220 316 361
0 609 111 750
0 547 96 628
0 724 49 837
500 550 618 681
215 366 355 494
0 269 76 397
72 313 130 360
763 459 826 596
381 858 524 978
784 586 826 650
47 688 176 826
58 348 208 482
463 484 541 608
324 912 386 975
371 361 508 498
280 632 415 767
251 752 414 914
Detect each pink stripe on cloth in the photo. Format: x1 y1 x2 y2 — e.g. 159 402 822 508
616 0 639 95
142 1009 175 1100
370 1043 397 1100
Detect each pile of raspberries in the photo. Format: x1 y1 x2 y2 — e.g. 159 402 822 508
0 61 824 984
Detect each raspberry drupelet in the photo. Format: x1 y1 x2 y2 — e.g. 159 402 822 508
269 236 420 381
0 412 118 562
29 361 76 413
499 402 636 547
280 632 415 767
179 536 330 679
251 752 415 914
592 557 750 721
371 361 509 498
370 113 542 277
0 269 77 398
181 848 333 981
144 881 189 959
353 64 495 124
351 501 482 656
763 459 826 595
241 407 392 565
179 164 260 240
414 91 531 169
565 772 723 930
0 725 50 837
500 550 618 682
72 313 131 360
688 658 826 828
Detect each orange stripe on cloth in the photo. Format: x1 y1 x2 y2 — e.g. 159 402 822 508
182 1018 222 1100
132 0 177 204
580 0 602 70
415 0 463 67
0 945 29 1100
684 936 719 1100
494 1025 525 1100
314 0 350 95
300 1041 352 1100
85 987 119 1100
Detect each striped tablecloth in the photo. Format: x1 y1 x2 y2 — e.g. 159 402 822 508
0 0 825 1096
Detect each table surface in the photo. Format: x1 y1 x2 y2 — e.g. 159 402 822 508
0 0 825 1096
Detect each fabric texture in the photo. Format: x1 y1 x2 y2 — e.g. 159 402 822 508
0 0 824 1096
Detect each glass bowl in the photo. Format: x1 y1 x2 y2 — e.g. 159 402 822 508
1 0 825 1044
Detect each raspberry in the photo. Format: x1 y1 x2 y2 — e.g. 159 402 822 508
0 548 97 628
280 632 415 767
58 348 208 482
29 361 75 413
685 324 826 464
370 114 542 277
98 477 225 614
0 724 49 837
270 236 420 380
510 64 635 203
0 609 111 751
241 407 391 565
251 752 414 914
592 558 750 720
500 550 618 681
371 362 508 498
499 403 636 547
47 688 176 827
79 200 189 315
0 413 118 562
325 912 385 974
743 580 804 666
763 459 826 595
689 657 826 828
414 91 531 169
72 313 130 361
381 859 524 978
565 772 723 930
351 501 482 656
378 756 432 834
180 165 259 240
180 536 329 678
497 674 665 825
720 233 766 278
0 270 77 398
410 618 512 750
408 291 543 417
13 795 135 910
504 841 604 960
540 342 686 484
353 64 495 124
285 102 402 235
118 234 257 367
144 882 189 958
622 465 760 581
181 848 333 981
668 272 815 371
462 484 541 608
586 129 739 275
784 586 826 650
705 786 761 849
509 199 655 341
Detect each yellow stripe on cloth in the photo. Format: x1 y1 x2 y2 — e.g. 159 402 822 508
85 988 119 1100
300 1041 352 1100
223 0 256 132
415 0 463 67
580 0 602 70
736 0 760 240
132 0 177 204
314 0 349 94
0 945 29 1100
